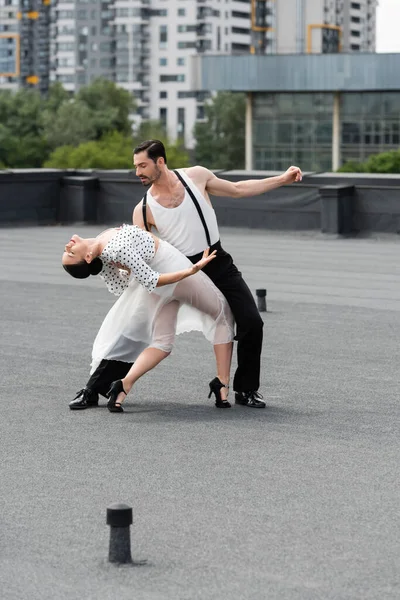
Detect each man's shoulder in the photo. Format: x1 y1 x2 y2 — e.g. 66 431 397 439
181 165 210 180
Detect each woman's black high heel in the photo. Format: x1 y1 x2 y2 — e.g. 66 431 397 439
208 377 231 408
106 380 126 413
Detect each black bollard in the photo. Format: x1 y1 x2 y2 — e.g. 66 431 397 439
256 289 267 312
107 503 133 564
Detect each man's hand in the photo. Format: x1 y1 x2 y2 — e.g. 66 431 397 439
282 166 302 184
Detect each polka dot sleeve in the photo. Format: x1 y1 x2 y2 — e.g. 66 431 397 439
99 225 159 295
100 262 131 297
114 248 159 293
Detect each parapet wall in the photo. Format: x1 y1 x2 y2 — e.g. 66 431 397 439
1 169 400 234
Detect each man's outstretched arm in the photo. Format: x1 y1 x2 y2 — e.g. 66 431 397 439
196 165 303 198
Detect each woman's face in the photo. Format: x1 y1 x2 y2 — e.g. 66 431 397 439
62 234 88 266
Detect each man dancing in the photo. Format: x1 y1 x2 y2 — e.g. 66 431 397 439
70 140 302 410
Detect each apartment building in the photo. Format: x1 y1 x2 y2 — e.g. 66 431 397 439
0 0 51 93
42 1 378 147
0 0 20 90
50 0 251 147
252 0 377 54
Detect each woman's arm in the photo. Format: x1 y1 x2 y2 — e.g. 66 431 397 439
156 249 217 287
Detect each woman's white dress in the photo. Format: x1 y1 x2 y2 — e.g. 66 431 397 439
90 225 234 373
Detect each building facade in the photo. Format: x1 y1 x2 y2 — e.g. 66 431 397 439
0 0 51 94
0 1 379 149
0 0 20 90
49 0 252 148
251 0 377 54
193 53 400 172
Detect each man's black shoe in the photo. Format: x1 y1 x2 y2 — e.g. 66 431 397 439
235 391 266 408
69 388 99 410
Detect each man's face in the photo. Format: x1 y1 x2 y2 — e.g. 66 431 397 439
133 151 162 186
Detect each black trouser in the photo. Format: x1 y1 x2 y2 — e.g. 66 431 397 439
192 241 264 393
85 241 263 396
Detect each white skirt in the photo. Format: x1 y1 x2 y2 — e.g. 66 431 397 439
90 240 234 373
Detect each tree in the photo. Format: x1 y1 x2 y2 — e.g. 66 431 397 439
338 150 400 173
44 131 134 169
43 101 97 150
364 150 400 173
337 160 365 173
44 125 191 170
193 92 246 170
0 89 49 168
45 82 70 114
76 78 134 137
42 78 136 151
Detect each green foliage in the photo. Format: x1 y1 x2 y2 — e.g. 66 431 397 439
44 131 134 169
43 102 97 150
45 82 70 114
42 78 135 150
44 124 191 170
0 80 192 169
193 92 246 170
0 89 49 167
76 78 134 137
337 160 365 173
364 150 400 173
339 150 400 173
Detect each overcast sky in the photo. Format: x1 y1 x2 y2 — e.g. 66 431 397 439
376 0 400 53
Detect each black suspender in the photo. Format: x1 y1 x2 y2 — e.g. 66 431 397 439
173 169 211 247
141 170 211 247
142 192 149 231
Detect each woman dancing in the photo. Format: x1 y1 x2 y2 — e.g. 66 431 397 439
62 224 234 413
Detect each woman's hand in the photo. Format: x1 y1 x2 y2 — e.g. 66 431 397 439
157 249 217 287
192 248 217 273
111 261 131 275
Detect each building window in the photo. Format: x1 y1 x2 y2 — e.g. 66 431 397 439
351 30 361 37
232 11 250 19
177 107 185 138
160 74 185 82
159 57 168 66
196 105 205 120
159 25 167 49
351 2 360 9
253 92 334 172
351 16 360 23
177 25 197 33
177 57 185 66
178 8 186 16
177 41 197 49
159 107 167 126
160 91 168 99
232 27 250 35
351 44 360 50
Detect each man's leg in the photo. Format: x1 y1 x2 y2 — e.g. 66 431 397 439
189 247 265 408
69 359 133 410
216 271 265 404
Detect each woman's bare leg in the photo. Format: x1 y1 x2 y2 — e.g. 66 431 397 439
115 300 180 405
114 347 170 404
174 275 234 401
213 341 233 400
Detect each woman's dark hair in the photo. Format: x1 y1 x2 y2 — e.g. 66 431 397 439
63 257 103 279
133 139 167 165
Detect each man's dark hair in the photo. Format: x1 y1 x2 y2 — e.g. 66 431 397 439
63 257 103 279
133 139 167 165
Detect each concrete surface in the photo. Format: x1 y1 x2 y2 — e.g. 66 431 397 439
0 226 399 600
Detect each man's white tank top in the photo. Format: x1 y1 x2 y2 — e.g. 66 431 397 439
145 169 220 256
